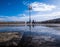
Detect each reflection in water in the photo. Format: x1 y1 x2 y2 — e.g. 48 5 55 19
0 25 60 35
18 25 60 47
0 25 60 47
27 25 35 37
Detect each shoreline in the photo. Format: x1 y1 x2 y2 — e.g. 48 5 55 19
0 24 60 27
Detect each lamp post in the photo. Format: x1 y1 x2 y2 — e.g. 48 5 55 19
28 5 32 25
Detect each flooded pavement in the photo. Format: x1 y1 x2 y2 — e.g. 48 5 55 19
0 25 60 47
19 32 60 47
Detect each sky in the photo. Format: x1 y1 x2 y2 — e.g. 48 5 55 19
0 0 60 22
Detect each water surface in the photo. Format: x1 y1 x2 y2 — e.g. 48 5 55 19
0 25 60 46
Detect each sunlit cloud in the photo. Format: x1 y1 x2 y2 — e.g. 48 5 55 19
0 1 59 22
30 2 56 11
0 11 60 22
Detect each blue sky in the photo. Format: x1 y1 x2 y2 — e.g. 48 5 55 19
0 0 60 21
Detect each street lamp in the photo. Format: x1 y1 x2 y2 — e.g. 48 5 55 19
28 5 32 25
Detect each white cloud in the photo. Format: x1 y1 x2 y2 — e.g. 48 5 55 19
30 2 56 11
31 11 60 21
0 11 60 22
0 1 59 22
0 15 29 22
0 18 5 21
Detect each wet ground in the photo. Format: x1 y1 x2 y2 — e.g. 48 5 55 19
0 25 60 47
0 31 60 47
17 31 60 47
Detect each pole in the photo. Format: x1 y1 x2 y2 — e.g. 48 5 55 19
29 7 31 25
29 5 32 26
